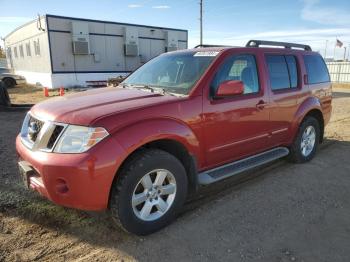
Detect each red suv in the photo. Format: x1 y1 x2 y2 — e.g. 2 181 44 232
16 40 332 235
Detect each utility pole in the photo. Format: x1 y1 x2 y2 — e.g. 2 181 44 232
324 40 328 59
199 0 203 46
344 46 347 61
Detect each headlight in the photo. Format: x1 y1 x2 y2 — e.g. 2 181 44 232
54 125 109 153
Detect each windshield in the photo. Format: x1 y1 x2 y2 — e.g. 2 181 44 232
0 68 10 74
123 51 218 95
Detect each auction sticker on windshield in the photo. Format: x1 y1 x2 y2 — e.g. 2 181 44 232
193 51 219 57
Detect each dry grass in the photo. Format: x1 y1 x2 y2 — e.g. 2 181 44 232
6 83 350 105
7 84 78 104
332 83 350 89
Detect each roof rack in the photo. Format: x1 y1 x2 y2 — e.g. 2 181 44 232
246 40 312 51
194 44 232 48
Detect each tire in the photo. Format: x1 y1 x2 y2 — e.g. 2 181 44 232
3 78 16 89
288 116 320 163
110 149 188 235
0 81 11 107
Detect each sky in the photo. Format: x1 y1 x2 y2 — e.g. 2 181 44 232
0 0 349 59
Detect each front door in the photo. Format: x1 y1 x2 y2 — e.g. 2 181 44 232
202 52 271 168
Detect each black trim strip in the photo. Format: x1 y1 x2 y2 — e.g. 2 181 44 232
48 29 188 42
89 32 123 37
46 16 53 74
49 29 71 34
52 70 132 74
139 36 164 41
46 14 188 32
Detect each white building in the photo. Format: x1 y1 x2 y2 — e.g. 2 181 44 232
4 14 188 88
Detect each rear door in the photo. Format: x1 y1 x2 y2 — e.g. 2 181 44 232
265 53 304 146
202 50 271 168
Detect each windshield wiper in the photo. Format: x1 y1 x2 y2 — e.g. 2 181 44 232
122 83 159 93
122 83 185 97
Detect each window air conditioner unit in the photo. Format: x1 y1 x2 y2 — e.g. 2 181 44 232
72 36 90 55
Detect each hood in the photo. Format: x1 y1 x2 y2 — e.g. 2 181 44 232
31 87 181 126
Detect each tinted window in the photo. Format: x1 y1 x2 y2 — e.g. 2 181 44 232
266 55 290 90
211 54 259 95
303 55 330 84
124 52 216 95
285 56 298 88
266 55 299 90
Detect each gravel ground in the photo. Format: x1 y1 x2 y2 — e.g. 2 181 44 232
0 88 350 262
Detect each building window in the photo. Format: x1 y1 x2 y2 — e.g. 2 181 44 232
7 48 11 58
26 43 31 56
34 39 41 56
14 47 18 58
19 45 24 58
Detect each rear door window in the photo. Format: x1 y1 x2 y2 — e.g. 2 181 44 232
303 55 330 84
285 56 298 88
266 55 299 90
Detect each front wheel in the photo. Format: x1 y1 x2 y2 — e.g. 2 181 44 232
288 116 320 163
110 149 188 235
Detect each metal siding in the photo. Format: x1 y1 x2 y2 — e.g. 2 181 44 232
47 16 187 74
4 17 51 73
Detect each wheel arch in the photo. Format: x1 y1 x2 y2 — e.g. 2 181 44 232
107 119 202 207
292 97 325 144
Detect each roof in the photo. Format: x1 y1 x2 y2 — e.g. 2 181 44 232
4 14 188 40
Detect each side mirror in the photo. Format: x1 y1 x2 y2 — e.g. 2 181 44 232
216 80 244 97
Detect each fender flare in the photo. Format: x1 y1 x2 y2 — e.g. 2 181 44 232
290 96 323 141
109 118 202 188
111 118 201 155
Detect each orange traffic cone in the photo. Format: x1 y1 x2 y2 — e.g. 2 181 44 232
44 87 49 97
59 87 65 96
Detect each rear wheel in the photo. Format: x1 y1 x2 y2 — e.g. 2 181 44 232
289 116 320 163
110 149 188 235
3 78 16 89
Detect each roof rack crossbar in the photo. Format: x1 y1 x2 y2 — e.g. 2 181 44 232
194 44 232 48
246 40 312 51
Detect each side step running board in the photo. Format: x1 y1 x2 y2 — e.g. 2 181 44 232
198 147 289 185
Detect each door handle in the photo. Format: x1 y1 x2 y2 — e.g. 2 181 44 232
256 100 267 110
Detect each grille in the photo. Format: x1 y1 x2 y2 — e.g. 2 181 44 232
47 125 64 149
28 116 44 142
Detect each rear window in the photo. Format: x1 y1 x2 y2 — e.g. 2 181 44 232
266 55 299 90
303 55 330 84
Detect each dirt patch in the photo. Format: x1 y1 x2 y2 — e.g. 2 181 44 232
1 90 350 261
332 83 350 89
7 84 80 104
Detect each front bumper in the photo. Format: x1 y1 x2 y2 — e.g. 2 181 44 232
16 135 126 211
15 79 26 85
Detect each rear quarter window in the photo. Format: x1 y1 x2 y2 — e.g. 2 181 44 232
303 55 330 84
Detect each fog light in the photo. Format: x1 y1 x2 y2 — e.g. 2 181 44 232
55 179 69 194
